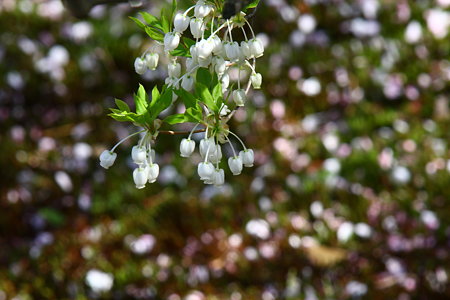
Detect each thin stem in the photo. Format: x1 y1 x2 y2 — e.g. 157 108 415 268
188 123 201 139
241 26 248 41
228 130 247 150
173 65 199 87
183 5 195 16
111 129 146 152
159 129 205 135
226 136 237 157
211 22 227 37
227 20 233 41
244 19 256 39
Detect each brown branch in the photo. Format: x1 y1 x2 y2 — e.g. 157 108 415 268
158 129 206 135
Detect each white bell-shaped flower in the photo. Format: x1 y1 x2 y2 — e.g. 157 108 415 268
134 57 146 75
190 45 199 61
131 145 147 165
221 73 230 92
224 42 240 61
250 73 262 89
213 57 227 75
200 137 217 158
194 1 212 18
190 18 205 39
207 144 222 164
249 38 264 58
213 168 225 186
99 150 117 169
197 39 214 60
144 53 159 70
198 55 212 67
186 57 197 72
147 163 159 183
210 35 223 55
180 138 195 157
173 13 190 32
181 75 195 91
133 167 148 189
219 104 231 116
164 32 180 52
239 149 254 167
168 62 181 77
228 156 243 175
232 89 246 106
240 41 252 59
197 162 215 180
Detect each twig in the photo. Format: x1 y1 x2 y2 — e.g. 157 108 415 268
158 129 206 135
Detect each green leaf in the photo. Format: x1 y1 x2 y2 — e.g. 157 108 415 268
245 0 260 9
129 16 146 29
144 26 164 42
139 12 163 29
108 111 140 122
185 106 203 122
134 84 149 115
164 113 189 125
196 83 216 112
115 99 130 112
149 88 173 120
160 8 170 33
169 0 177 31
174 88 198 109
196 68 212 87
150 85 161 107
39 208 65 227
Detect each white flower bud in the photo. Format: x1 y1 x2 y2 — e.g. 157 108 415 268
134 57 146 75
198 55 212 67
213 57 227 75
208 144 222 164
249 38 264 58
250 73 262 89
197 162 214 180
131 145 147 165
147 163 159 183
224 41 240 61
240 41 252 59
239 149 254 167
194 1 212 18
164 32 180 52
228 156 243 175
197 39 214 59
210 35 223 55
99 150 117 169
232 89 246 106
168 62 181 77
181 75 195 91
186 58 197 73
144 53 159 70
133 167 148 189
200 137 217 158
173 13 190 32
190 18 205 39
219 104 230 116
180 138 195 157
213 168 225 186
221 73 230 92
190 45 199 61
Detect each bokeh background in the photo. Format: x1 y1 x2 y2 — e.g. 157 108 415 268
1 0 450 299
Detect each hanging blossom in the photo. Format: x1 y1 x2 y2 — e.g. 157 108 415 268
100 0 263 188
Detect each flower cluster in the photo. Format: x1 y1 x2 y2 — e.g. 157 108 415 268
100 0 263 189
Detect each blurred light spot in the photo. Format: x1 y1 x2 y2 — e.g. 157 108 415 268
228 233 242 248
301 114 319 132
259 242 277 259
7 72 24 89
300 77 321 96
244 247 259 261
73 143 92 160
71 22 93 42
289 30 306 47
322 133 339 152
297 14 316 34
130 234 156 254
426 9 450 39
246 219 271 239
270 100 285 119
323 158 340 174
288 234 302 248
420 210 440 230
55 171 73 192
391 166 411 184
337 222 353 243
355 223 372 238
350 18 380 37
85 269 114 293
405 21 422 44
346 281 368 297
310 201 323 218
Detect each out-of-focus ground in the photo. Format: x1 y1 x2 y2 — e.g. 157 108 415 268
1 0 450 299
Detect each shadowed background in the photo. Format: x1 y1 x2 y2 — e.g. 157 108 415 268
1 0 450 299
